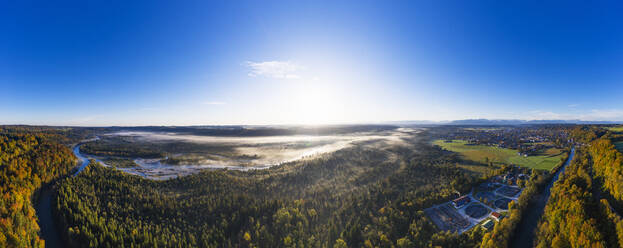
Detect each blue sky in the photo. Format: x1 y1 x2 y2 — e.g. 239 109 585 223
2 0 623 125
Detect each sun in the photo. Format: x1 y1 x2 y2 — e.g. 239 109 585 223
292 82 340 125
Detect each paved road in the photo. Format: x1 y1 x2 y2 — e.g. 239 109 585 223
509 148 575 248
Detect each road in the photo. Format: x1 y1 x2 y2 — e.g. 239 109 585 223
509 148 575 248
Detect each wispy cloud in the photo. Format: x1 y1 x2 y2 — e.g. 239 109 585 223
586 109 623 120
525 110 571 120
245 61 302 79
568 104 580 108
203 101 226 105
524 109 623 121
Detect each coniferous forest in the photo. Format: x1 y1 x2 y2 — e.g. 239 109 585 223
4 125 623 247
55 137 486 247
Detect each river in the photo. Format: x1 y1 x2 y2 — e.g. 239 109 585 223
509 147 575 248
72 144 98 176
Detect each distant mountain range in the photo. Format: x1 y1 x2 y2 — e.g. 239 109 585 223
390 119 622 126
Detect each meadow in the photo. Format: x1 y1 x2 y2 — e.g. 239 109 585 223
606 126 623 132
433 139 566 171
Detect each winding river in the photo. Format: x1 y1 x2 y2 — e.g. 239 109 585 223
509 147 575 248
72 144 93 176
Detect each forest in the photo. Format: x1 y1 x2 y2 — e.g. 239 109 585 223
4 125 620 248
534 149 607 247
80 137 165 158
55 135 490 248
533 126 623 248
0 127 76 247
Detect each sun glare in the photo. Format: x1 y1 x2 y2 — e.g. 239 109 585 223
293 82 339 125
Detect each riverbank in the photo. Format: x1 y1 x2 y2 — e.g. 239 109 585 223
73 144 96 176
509 148 575 248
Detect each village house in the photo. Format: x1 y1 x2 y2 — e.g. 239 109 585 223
491 212 504 222
481 219 494 231
453 195 471 208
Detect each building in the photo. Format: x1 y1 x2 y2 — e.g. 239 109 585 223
481 219 494 231
452 195 471 208
491 212 504 222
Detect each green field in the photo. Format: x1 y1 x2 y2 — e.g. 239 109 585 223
606 126 623 132
434 139 566 171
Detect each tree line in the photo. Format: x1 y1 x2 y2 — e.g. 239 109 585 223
534 126 623 247
0 128 76 247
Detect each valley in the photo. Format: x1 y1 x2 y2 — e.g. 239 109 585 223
75 127 418 179
2 124 622 247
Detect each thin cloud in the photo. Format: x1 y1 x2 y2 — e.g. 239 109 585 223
245 61 302 79
586 109 623 120
568 104 580 108
524 109 623 121
526 110 570 120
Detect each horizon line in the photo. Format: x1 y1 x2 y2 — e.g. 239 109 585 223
1 118 621 128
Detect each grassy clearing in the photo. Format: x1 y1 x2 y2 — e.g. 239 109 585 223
457 164 492 175
606 126 623 132
542 147 562 156
434 140 566 171
101 157 138 168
